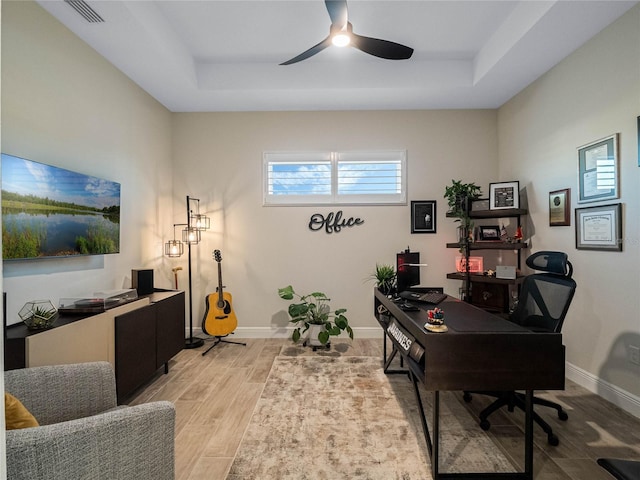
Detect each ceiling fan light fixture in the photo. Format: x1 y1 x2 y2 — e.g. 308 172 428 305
332 32 350 47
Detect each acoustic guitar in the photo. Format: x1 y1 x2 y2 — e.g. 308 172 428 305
202 250 238 337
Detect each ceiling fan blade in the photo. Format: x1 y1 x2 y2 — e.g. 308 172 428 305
351 33 414 60
325 0 348 27
280 36 333 65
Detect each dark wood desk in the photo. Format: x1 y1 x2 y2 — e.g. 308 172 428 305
374 289 565 480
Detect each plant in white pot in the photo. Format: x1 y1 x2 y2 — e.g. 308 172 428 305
278 285 353 347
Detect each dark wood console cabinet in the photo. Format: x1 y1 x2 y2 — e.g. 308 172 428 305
4 290 185 403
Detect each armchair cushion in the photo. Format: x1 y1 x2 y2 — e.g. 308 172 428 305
4 392 39 430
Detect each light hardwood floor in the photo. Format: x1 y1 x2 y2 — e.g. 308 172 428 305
129 338 640 480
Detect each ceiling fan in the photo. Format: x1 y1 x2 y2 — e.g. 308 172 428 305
280 0 414 65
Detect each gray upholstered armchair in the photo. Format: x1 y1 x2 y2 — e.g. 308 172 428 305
5 361 175 480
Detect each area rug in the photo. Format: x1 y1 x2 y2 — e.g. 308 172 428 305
227 356 514 480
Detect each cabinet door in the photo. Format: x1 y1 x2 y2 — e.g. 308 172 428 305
471 282 509 313
115 305 156 403
155 291 185 369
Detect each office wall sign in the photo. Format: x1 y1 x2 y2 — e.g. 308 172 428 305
308 210 364 234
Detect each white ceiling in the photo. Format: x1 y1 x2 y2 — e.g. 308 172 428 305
37 0 637 112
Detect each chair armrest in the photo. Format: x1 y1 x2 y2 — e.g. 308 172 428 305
6 401 175 480
4 362 117 425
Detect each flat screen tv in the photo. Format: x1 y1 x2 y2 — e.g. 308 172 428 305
2 153 121 260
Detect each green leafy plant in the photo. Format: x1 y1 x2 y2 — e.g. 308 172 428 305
444 180 482 221
368 263 396 295
278 285 354 345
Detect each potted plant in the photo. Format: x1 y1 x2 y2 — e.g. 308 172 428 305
444 180 482 244
19 300 58 330
368 263 396 296
278 285 353 347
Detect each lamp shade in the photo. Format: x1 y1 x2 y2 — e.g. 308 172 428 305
165 239 184 257
191 213 210 230
182 227 201 244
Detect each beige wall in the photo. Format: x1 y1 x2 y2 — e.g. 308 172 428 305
498 5 640 407
171 110 498 335
1 1 173 322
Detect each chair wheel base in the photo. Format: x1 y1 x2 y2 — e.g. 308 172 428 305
548 433 559 446
558 410 569 421
463 392 472 402
480 419 491 431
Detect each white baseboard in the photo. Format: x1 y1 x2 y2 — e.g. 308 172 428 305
186 327 639 419
189 326 384 339
566 362 640 419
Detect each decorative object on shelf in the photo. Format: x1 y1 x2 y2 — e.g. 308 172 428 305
578 134 619 203
410 200 437 233
478 225 501 241
19 300 58 330
514 225 523 242
164 196 211 349
575 203 623 251
489 181 520 210
368 263 396 296
455 256 484 273
471 198 490 211
277 285 353 347
549 188 571 226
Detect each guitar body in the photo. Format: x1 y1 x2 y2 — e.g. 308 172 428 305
202 250 238 337
202 291 238 337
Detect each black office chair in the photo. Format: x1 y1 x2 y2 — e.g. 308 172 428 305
597 458 640 480
464 251 577 446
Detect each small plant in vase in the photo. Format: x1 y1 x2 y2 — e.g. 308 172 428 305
19 300 58 330
369 263 396 296
278 285 353 347
444 180 482 250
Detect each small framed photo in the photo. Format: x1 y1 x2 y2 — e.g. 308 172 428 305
577 134 619 203
411 200 437 234
549 188 571 226
471 198 490 211
478 225 501 241
489 181 519 210
575 203 622 251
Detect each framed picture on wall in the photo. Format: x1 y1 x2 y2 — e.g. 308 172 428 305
411 200 436 233
575 203 622 251
489 181 519 210
549 188 571 226
577 134 619 203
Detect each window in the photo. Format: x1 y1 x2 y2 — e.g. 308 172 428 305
263 150 406 205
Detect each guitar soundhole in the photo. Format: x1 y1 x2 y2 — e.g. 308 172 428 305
218 300 231 314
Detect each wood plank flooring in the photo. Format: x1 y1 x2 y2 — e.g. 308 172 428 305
129 338 640 480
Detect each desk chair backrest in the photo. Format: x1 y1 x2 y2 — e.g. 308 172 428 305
510 251 577 333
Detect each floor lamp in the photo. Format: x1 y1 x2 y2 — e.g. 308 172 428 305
165 195 210 349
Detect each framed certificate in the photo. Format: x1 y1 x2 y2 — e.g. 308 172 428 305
549 188 570 226
577 134 619 203
575 203 622 251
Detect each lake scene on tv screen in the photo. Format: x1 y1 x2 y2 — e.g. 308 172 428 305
2 153 120 260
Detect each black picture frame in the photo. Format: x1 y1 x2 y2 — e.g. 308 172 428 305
575 203 622 251
411 200 436 233
489 181 520 210
478 225 501 241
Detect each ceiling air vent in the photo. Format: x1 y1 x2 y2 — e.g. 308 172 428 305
64 0 104 23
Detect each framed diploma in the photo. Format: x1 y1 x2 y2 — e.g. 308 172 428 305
577 134 619 203
575 203 622 251
549 188 570 226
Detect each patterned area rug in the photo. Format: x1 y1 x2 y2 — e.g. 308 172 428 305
227 356 513 479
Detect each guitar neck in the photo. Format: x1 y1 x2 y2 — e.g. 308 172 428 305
217 262 224 305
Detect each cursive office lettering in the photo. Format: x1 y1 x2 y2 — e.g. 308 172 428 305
308 210 364 234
